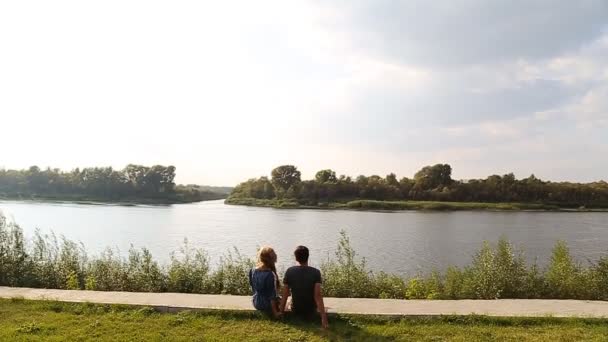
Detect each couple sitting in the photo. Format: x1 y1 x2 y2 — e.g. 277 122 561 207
248 245 329 329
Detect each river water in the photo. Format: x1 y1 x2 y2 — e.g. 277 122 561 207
1 200 607 275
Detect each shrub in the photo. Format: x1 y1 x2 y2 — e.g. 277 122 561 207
86 248 128 291
455 238 531 299
443 266 465 299
85 275 97 290
405 274 441 299
167 239 211 293
373 272 407 299
521 263 546 299
465 242 502 299
0 216 36 287
492 238 528 298
208 248 254 295
57 238 87 290
546 241 582 299
66 271 80 290
124 247 165 292
321 230 377 298
590 257 608 300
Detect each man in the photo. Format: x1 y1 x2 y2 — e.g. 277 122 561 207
280 245 328 329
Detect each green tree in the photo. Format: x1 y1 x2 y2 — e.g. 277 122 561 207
546 241 580 299
413 164 453 191
315 169 337 184
124 164 150 191
385 173 399 186
271 165 301 192
143 165 176 194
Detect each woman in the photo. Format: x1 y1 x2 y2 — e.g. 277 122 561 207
248 246 281 318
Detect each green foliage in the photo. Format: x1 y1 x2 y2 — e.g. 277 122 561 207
270 165 301 193
589 257 608 300
493 238 529 298
320 230 608 301
0 165 227 204
0 216 32 287
226 163 608 209
465 242 503 299
66 271 80 290
208 248 254 295
443 266 465 299
16 322 42 334
124 247 165 292
167 239 211 293
86 249 128 291
315 169 337 184
546 241 584 299
0 212 254 295
439 239 535 300
413 164 453 191
84 275 97 290
321 231 378 298
227 177 275 200
405 277 441 299
374 272 407 299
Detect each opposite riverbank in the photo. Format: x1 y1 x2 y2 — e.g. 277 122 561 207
0 192 228 205
225 197 608 211
0 164 232 205
2 298 608 341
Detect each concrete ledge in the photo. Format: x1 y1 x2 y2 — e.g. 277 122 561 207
2 286 608 318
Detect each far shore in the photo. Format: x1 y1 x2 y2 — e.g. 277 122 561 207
0 194 227 206
3 195 607 212
225 197 608 212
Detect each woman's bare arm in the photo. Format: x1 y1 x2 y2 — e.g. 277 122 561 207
280 286 290 312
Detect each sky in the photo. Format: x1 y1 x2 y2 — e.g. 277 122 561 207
1 1 607 186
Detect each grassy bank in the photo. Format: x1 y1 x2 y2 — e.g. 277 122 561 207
2 299 608 341
0 192 228 205
224 197 596 211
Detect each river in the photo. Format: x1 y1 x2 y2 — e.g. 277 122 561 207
1 200 607 275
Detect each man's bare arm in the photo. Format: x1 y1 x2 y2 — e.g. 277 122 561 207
280 285 290 312
314 283 328 329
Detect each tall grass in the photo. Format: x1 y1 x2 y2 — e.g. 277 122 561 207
226 198 563 211
321 232 608 300
1 212 607 300
0 213 254 295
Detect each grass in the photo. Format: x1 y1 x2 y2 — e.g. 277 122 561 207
224 197 592 211
1 299 608 341
344 200 561 211
0 192 228 205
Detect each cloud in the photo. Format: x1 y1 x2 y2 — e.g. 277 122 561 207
316 0 608 67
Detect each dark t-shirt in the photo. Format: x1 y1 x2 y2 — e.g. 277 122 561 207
283 265 322 315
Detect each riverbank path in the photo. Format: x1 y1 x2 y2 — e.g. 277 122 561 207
2 286 608 318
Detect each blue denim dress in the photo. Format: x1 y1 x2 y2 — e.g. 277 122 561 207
248 268 278 313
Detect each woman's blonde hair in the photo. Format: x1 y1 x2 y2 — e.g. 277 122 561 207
256 246 277 270
256 246 279 289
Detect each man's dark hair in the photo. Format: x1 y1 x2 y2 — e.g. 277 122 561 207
294 245 309 263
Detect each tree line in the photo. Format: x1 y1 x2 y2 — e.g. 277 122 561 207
228 164 608 208
0 165 225 203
